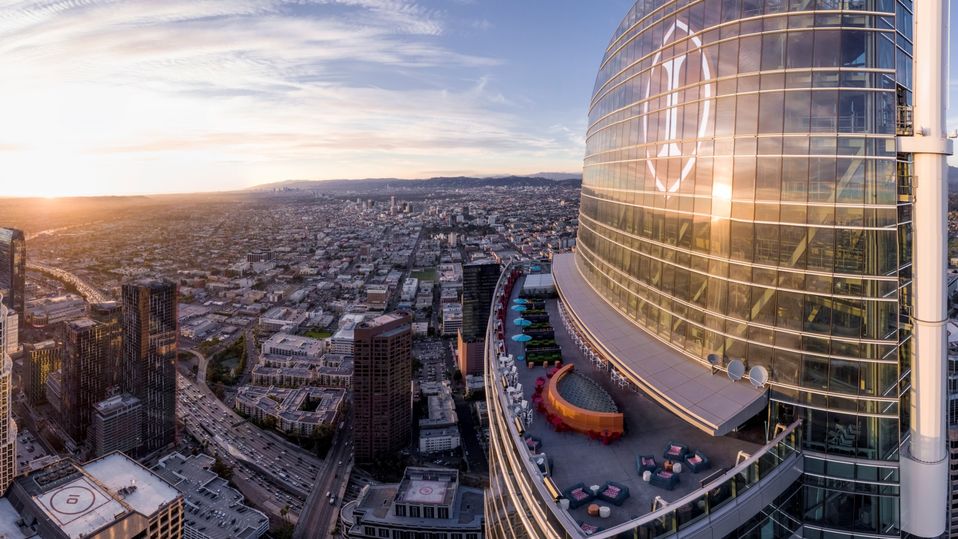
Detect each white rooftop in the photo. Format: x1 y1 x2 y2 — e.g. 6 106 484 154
400 479 448 504
34 475 127 539
83 453 180 517
0 498 30 539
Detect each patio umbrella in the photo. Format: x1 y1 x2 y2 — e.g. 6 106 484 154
513 298 528 304
511 305 527 312
514 318 532 327
511 334 532 343
517 355 526 361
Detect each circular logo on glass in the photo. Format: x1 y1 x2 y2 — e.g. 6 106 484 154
642 20 713 194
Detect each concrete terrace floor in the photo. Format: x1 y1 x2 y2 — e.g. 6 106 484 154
503 277 763 532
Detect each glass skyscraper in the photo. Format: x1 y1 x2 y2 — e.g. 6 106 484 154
485 0 950 537
122 278 178 456
0 227 25 324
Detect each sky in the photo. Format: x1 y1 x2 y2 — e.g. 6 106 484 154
0 0 954 197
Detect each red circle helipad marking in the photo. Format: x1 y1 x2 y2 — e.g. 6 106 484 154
419 486 433 495
50 486 96 515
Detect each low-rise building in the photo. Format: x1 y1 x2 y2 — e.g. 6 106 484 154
251 353 352 388
261 332 324 357
366 284 389 310
341 467 483 538
419 427 461 454
258 307 308 332
441 303 462 337
234 385 345 437
154 453 269 539
24 294 87 327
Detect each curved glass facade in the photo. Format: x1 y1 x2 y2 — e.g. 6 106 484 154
485 0 925 537
577 0 908 463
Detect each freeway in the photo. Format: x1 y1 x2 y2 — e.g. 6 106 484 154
293 417 353 538
177 373 326 519
27 262 110 304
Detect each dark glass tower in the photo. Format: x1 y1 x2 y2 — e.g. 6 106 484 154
122 278 177 455
61 303 122 448
459 260 501 376
462 261 501 339
352 312 412 464
0 228 25 323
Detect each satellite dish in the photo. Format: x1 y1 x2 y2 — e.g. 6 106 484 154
706 353 721 366
749 366 769 389
727 359 745 382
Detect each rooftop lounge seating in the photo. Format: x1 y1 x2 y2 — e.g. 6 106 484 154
649 468 679 490
597 481 630 506
524 434 542 453
580 522 601 535
636 455 657 474
684 450 711 473
563 482 595 509
662 441 689 462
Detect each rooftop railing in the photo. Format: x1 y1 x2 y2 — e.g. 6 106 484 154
485 261 804 539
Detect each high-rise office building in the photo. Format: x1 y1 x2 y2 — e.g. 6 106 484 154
0 300 16 494
122 278 177 456
462 261 501 339
458 261 500 376
61 302 122 448
352 311 412 464
485 0 950 537
0 228 25 325
23 340 61 405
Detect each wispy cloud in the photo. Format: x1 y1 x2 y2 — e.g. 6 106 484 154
0 0 583 195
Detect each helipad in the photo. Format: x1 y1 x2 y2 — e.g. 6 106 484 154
400 479 448 504
35 476 126 538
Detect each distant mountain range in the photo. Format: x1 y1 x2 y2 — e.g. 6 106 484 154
250 174 583 193
252 167 958 196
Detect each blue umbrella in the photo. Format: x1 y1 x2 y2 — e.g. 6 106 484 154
511 334 532 343
511 305 527 312
514 318 532 327
517 355 526 362
513 298 528 305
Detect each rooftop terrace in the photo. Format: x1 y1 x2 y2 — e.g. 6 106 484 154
494 269 770 533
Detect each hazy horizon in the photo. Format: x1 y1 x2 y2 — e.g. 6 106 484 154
0 1 630 197
2 0 957 198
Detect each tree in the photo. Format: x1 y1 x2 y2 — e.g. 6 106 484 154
310 425 334 457
211 456 233 480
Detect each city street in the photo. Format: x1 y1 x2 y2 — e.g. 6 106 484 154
293 417 353 538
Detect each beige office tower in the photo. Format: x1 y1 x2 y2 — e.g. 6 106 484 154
0 299 17 494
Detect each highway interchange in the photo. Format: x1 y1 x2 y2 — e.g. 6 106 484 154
177 372 325 520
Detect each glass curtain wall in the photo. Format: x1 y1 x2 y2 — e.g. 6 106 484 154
577 0 907 535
